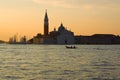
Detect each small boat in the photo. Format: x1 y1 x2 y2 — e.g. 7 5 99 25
65 46 77 49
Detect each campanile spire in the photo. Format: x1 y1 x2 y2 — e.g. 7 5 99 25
44 9 49 36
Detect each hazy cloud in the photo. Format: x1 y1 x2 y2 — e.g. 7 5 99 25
33 0 120 9
33 0 120 10
33 0 79 8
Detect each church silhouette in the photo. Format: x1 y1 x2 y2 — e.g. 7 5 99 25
28 10 75 44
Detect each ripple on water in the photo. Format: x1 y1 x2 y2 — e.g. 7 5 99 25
0 45 120 80
3 76 23 80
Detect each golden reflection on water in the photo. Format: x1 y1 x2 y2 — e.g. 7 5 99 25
0 44 120 80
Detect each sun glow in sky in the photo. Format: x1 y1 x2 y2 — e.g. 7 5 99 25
0 0 120 41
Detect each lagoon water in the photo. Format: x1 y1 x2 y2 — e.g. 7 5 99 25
0 44 120 80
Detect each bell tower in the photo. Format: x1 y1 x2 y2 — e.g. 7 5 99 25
44 10 49 36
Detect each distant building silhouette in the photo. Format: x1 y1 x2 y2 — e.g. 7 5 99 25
29 10 75 44
20 36 27 44
0 40 5 43
44 10 49 36
75 34 120 44
57 23 74 44
9 35 27 44
28 10 120 45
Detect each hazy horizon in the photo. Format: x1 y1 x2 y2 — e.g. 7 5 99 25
0 0 120 41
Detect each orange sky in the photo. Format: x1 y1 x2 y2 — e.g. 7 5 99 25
0 0 120 41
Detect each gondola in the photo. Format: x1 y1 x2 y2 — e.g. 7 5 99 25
65 46 77 49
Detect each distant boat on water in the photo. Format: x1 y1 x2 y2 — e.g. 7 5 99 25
65 46 77 49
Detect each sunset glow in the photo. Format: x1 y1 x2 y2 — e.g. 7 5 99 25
0 0 120 41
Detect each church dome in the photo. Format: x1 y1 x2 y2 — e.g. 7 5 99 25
58 23 65 32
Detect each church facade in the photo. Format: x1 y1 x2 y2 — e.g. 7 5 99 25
30 10 75 44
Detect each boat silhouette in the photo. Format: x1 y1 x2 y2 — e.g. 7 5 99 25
65 46 77 49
